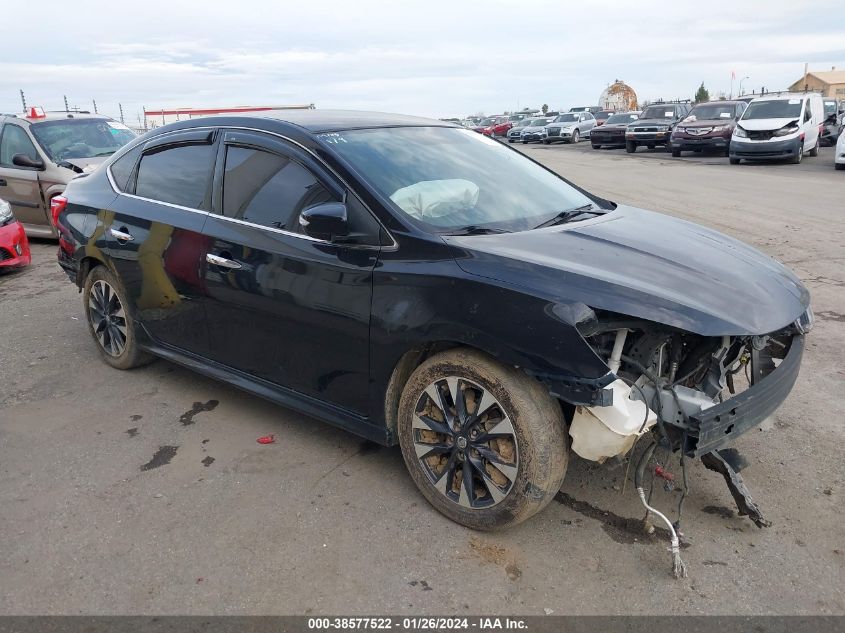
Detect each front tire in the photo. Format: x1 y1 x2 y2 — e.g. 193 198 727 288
397 348 568 531
570 129 580 144
626 141 637 153
672 149 681 157
792 142 803 164
730 157 740 165
591 144 601 149
83 266 153 370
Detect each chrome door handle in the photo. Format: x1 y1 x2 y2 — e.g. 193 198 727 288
110 228 134 242
206 253 242 269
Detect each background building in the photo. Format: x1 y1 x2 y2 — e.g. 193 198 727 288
789 66 845 99
599 80 638 111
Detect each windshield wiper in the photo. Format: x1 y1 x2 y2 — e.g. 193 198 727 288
532 204 600 229
94 151 116 157
442 225 510 236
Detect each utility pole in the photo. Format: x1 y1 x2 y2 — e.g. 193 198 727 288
20 89 26 112
63 95 69 112
119 103 125 124
92 99 98 114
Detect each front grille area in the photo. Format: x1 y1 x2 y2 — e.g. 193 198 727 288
0 247 13 262
546 128 560 137
633 126 658 133
747 129 775 141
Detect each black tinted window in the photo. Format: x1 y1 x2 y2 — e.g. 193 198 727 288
135 143 214 209
222 146 335 233
109 144 142 192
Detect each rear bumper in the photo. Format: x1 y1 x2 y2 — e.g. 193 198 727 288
0 221 31 270
687 334 804 457
730 137 801 160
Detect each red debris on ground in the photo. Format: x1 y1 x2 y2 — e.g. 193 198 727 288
257 434 275 444
654 465 675 481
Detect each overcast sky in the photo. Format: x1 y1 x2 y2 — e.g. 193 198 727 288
2 0 843 123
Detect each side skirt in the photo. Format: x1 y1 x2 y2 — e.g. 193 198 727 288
144 342 391 445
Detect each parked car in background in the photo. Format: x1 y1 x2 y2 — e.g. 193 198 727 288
0 108 137 238
543 112 596 144
593 110 615 126
590 112 640 149
625 102 691 153
0 198 31 271
519 117 554 143
506 119 532 143
820 99 843 147
569 106 602 114
56 110 811 535
670 100 747 157
730 92 824 165
476 116 512 137
836 125 845 170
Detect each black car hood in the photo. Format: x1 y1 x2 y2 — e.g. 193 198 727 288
448 206 809 336
594 123 628 131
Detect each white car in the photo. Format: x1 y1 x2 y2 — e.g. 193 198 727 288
730 92 824 164
836 126 845 170
543 112 596 144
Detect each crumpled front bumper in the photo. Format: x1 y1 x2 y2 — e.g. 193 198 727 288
686 334 804 457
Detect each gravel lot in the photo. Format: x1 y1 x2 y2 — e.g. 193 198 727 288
1 142 843 615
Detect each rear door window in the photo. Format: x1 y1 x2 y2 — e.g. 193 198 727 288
221 146 336 234
135 143 215 209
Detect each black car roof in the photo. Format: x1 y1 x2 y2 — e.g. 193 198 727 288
210 109 453 133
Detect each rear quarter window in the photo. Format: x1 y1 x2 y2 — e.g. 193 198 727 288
109 144 143 192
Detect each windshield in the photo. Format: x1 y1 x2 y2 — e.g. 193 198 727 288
687 105 735 120
605 113 639 124
742 100 802 120
30 119 136 161
554 114 578 123
479 118 495 126
528 118 550 126
320 127 594 233
641 106 676 119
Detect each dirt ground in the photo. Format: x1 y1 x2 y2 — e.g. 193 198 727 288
1 142 842 615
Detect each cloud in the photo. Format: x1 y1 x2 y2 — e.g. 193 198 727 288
1 0 843 121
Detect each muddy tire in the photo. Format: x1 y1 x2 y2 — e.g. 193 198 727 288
397 348 568 531
83 266 153 370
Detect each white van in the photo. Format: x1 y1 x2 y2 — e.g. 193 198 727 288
730 92 824 164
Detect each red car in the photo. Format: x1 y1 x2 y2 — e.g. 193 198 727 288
0 199 31 271
472 116 512 137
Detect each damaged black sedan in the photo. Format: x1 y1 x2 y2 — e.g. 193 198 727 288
56 111 811 555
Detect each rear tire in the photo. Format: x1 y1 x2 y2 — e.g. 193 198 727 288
397 348 568 531
83 266 154 370
626 141 637 153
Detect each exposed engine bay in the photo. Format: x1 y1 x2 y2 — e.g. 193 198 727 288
568 308 811 577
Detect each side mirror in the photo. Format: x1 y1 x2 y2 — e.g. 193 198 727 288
12 153 45 170
299 202 349 241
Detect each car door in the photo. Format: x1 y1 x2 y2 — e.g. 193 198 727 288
581 113 595 134
200 129 381 415
0 123 49 230
104 129 217 356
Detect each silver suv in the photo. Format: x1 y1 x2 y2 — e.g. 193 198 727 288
0 109 137 237
544 112 596 144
